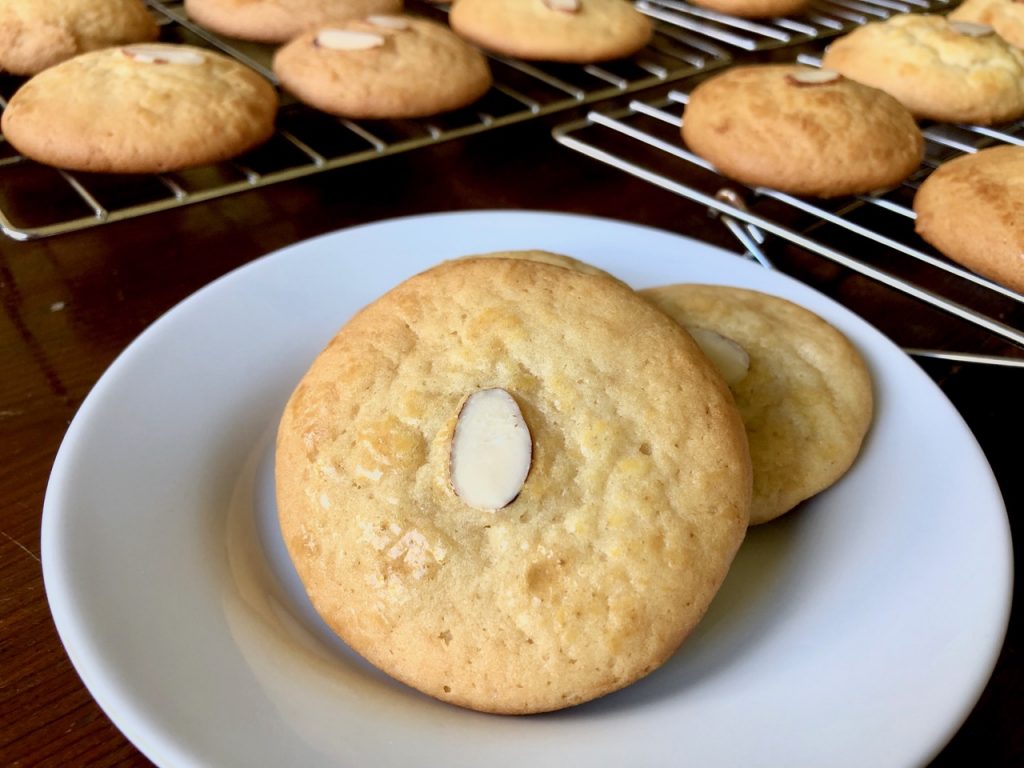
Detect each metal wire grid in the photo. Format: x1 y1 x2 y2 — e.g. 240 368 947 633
551 64 1024 350
0 1 734 241
639 0 957 51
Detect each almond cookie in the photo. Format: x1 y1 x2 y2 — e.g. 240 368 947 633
950 0 1024 50
184 0 402 43
275 257 752 714
681 64 923 198
273 15 491 119
1 44 277 173
913 145 1024 294
821 14 1024 125
686 0 809 20
640 284 874 525
0 0 158 76
448 0 652 63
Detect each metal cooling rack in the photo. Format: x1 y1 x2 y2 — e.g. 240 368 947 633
639 0 957 51
0 0 734 241
552 57 1024 350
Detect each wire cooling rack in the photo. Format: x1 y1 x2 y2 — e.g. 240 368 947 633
0 0 736 241
552 55 1024 350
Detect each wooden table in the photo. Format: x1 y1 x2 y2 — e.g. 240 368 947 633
1 118 1019 766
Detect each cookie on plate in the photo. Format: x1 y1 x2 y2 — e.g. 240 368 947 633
1 44 277 173
641 284 874 525
275 257 752 713
821 14 1024 125
452 249 630 288
913 145 1024 293
0 0 158 76
184 0 403 43
950 0 1024 50
681 64 923 197
448 0 652 63
686 0 810 21
273 15 491 119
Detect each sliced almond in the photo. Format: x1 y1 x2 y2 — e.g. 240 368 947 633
542 0 581 13
314 28 386 50
122 45 205 65
787 67 842 86
449 388 532 512
687 327 751 386
949 20 995 36
367 14 410 30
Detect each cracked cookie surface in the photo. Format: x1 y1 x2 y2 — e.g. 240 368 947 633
184 0 402 43
275 256 751 713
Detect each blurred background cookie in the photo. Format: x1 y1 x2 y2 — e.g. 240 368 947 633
821 14 1024 125
641 284 874 525
448 0 652 63
184 0 403 43
681 64 923 197
273 15 491 119
276 257 751 714
913 145 1024 294
0 0 158 76
1 44 278 173
686 0 809 20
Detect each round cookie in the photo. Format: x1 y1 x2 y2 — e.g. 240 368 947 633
275 257 752 714
0 0 158 76
640 284 874 525
687 0 809 21
184 0 403 44
273 15 491 119
821 14 1024 125
453 249 630 288
681 64 924 198
913 145 1024 294
448 0 652 63
950 0 1024 50
1 44 277 173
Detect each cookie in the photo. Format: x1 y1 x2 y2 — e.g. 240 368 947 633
452 249 630 288
0 0 158 76
686 0 809 21
275 257 752 713
1 44 277 173
821 14 1024 125
913 145 1024 294
273 15 491 119
681 64 923 198
448 0 652 63
950 0 1024 50
640 284 874 525
184 0 403 43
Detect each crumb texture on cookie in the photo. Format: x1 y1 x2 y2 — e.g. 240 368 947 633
275 257 751 713
184 0 403 43
0 0 158 75
0 44 278 173
641 284 874 525
681 64 923 198
913 145 1024 294
273 15 491 119
449 0 652 63
821 13 1024 125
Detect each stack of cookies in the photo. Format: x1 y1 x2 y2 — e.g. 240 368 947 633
275 250 874 713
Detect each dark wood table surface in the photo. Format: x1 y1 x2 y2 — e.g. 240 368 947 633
1 116 1020 767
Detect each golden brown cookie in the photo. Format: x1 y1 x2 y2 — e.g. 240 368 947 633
681 64 923 198
275 257 752 714
950 0 1024 50
687 0 809 20
273 15 491 119
1 44 278 173
0 0 158 76
821 14 1024 125
913 145 1024 293
184 0 403 43
452 249 630 288
448 0 652 63
640 284 874 525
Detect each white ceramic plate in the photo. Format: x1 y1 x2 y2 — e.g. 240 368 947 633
43 211 1012 768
